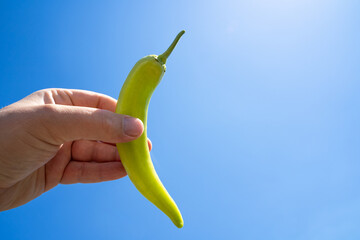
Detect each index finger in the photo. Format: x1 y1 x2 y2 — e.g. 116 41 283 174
40 88 118 112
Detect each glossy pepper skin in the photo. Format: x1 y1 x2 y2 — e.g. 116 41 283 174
115 31 185 228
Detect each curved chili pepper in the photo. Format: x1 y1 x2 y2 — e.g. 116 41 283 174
116 31 185 228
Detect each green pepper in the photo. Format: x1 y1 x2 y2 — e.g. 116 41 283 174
115 31 185 228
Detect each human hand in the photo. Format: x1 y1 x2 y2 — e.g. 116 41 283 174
0 88 151 211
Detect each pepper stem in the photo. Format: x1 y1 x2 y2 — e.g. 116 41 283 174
157 30 185 65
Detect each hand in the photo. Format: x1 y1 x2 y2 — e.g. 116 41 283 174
0 88 151 211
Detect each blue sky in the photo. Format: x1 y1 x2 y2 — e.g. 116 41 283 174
1 0 360 239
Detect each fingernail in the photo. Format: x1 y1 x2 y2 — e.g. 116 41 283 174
123 117 143 137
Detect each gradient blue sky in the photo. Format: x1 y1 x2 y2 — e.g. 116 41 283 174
1 0 360 239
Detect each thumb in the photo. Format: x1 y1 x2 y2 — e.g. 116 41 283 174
33 104 144 145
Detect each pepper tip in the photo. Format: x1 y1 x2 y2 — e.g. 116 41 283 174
176 220 184 228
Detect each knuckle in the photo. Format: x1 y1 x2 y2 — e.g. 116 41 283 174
36 105 59 124
38 104 58 115
100 112 122 141
33 105 64 144
34 88 55 99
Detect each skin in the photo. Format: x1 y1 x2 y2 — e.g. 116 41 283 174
116 31 185 228
0 88 152 211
